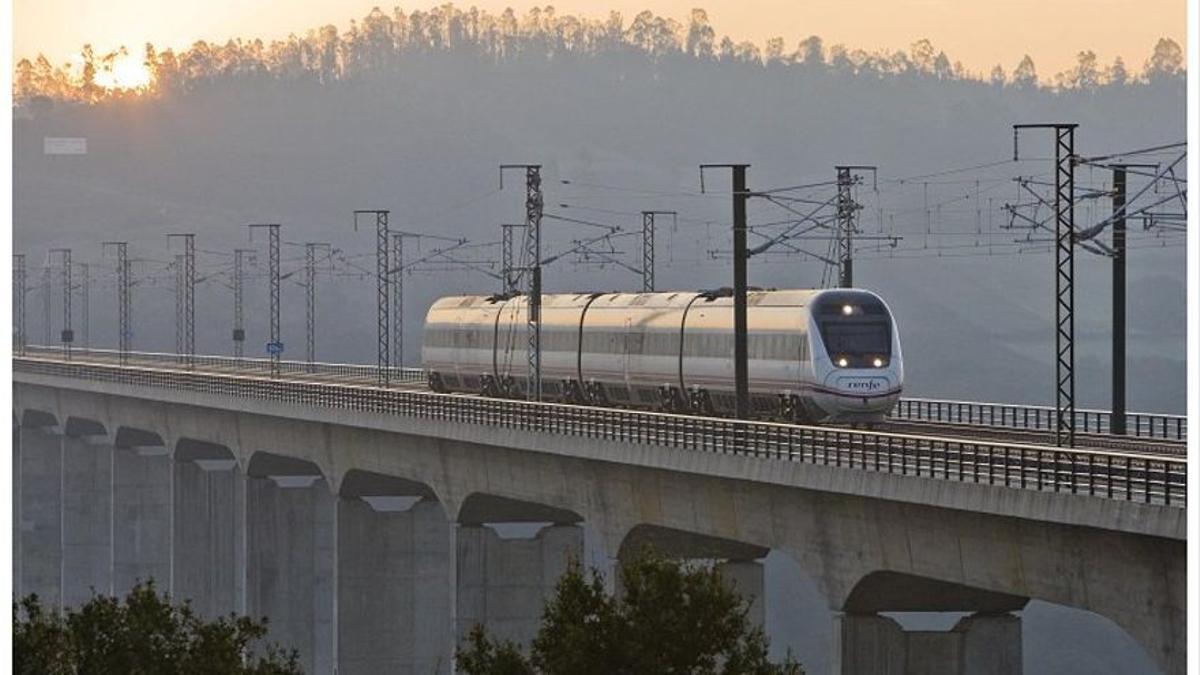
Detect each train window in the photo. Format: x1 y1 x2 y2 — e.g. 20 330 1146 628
751 335 766 360
625 331 644 353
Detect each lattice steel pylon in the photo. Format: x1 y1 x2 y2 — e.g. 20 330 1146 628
354 210 390 386
391 234 404 368
103 242 131 364
14 254 26 355
50 248 73 358
167 234 196 368
1014 123 1079 448
639 211 677 293
834 166 877 288
79 262 89 349
501 165 543 401
305 243 330 369
232 249 254 358
42 264 52 345
249 224 282 378
500 223 523 294
174 254 185 359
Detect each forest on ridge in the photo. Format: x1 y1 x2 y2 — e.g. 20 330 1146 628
13 4 1188 105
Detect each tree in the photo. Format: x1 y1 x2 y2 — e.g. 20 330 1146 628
1067 50 1100 90
764 37 786 65
909 38 935 73
14 58 36 101
1012 54 1038 89
1106 56 1128 87
13 581 301 675
932 51 953 79
685 9 715 60
795 35 823 67
457 550 803 675
1144 37 1183 81
989 64 1006 87
79 44 100 102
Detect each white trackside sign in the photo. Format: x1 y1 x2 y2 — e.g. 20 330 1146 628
44 137 87 155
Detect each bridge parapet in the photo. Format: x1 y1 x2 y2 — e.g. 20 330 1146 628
892 397 1187 442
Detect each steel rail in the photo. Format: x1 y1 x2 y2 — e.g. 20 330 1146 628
13 354 1186 509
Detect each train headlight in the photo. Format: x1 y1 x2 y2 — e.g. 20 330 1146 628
842 304 854 316
836 357 849 368
873 357 884 368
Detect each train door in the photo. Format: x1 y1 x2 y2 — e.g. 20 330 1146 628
623 317 633 396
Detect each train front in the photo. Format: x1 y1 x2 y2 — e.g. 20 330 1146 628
806 289 903 422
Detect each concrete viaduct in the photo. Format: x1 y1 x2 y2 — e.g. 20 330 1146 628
11 357 1186 674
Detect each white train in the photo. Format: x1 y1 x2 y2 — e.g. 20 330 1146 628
422 288 903 422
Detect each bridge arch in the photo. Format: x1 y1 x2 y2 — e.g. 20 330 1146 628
455 492 583 528
837 566 1173 674
334 469 455 673
113 426 166 453
19 408 59 430
63 416 108 440
176 437 237 467
245 451 327 484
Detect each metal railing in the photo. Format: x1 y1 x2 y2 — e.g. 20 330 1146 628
14 355 1186 508
26 345 1186 442
891 397 1187 442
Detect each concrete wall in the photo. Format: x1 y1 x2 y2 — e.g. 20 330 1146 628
173 456 245 618
112 445 172 595
245 474 336 675
337 496 452 674
18 425 62 607
11 421 19 599
717 560 766 630
837 612 1021 675
12 380 1188 673
61 434 112 606
456 524 583 647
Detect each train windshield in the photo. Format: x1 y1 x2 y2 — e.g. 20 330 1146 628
812 292 893 367
821 322 890 355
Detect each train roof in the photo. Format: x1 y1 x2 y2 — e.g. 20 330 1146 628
428 288 884 312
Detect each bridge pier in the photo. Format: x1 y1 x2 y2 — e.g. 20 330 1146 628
716 559 766 629
836 612 1021 675
616 525 770 635
11 419 18 599
337 490 452 674
112 440 173 596
455 523 583 647
246 471 336 675
17 423 63 607
173 444 245 618
61 431 113 606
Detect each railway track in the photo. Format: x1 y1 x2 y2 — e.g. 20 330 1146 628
875 420 1188 458
28 347 1187 460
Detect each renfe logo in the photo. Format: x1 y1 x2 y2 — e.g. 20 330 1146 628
840 377 884 392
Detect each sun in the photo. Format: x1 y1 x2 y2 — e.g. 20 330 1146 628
93 52 153 90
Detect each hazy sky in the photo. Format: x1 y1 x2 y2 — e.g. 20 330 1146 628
14 0 1187 78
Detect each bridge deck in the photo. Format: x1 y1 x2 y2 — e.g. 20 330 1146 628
13 349 1187 509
